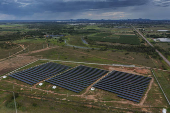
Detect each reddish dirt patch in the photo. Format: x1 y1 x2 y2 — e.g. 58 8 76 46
108 66 140 75
134 68 150 75
0 56 37 75
0 46 59 76
102 65 151 76
85 95 96 100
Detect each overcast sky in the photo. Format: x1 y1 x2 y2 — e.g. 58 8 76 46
0 0 170 20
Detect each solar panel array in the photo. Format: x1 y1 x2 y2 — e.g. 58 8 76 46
46 65 109 93
9 62 70 85
93 71 152 103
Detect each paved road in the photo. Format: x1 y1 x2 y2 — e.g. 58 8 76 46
132 26 170 67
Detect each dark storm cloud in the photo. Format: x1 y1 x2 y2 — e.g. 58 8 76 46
41 0 149 12
0 0 149 16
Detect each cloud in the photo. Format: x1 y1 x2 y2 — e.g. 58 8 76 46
0 0 149 14
85 12 130 19
0 13 16 20
0 0 169 20
152 0 170 7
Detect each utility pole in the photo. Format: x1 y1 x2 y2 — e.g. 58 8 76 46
13 92 17 113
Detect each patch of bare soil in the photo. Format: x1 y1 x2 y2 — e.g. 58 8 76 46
85 95 96 100
19 46 57 56
139 78 154 105
103 65 151 76
108 66 141 75
0 46 59 76
0 56 37 75
134 68 151 75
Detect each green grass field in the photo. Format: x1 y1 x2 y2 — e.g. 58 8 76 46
0 24 24 28
28 46 157 67
87 33 140 45
67 36 89 47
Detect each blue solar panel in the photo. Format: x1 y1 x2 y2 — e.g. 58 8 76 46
9 62 70 85
93 70 152 103
46 65 109 93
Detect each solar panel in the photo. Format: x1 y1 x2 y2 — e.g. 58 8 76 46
93 70 152 103
9 62 70 85
46 65 109 93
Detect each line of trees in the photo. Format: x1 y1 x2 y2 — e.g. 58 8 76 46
0 42 16 49
0 32 22 41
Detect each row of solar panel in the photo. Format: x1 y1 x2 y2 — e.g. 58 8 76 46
46 66 106 81
46 65 108 93
94 83 148 95
97 73 151 90
23 62 54 71
50 70 107 82
94 78 150 90
101 71 151 83
93 70 152 102
21 62 65 73
15 66 69 78
9 62 70 85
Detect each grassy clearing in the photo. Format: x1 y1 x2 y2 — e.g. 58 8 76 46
0 24 25 28
67 35 88 47
144 78 168 107
29 46 155 67
14 38 46 44
155 43 170 51
0 24 33 33
13 38 50 54
88 33 140 45
0 90 125 113
146 38 155 43
0 46 23 59
83 25 100 30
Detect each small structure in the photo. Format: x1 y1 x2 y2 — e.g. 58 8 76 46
39 83 43 86
3 76 7 79
153 38 170 42
52 86 57 89
162 108 167 113
91 87 95 91
157 30 169 32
